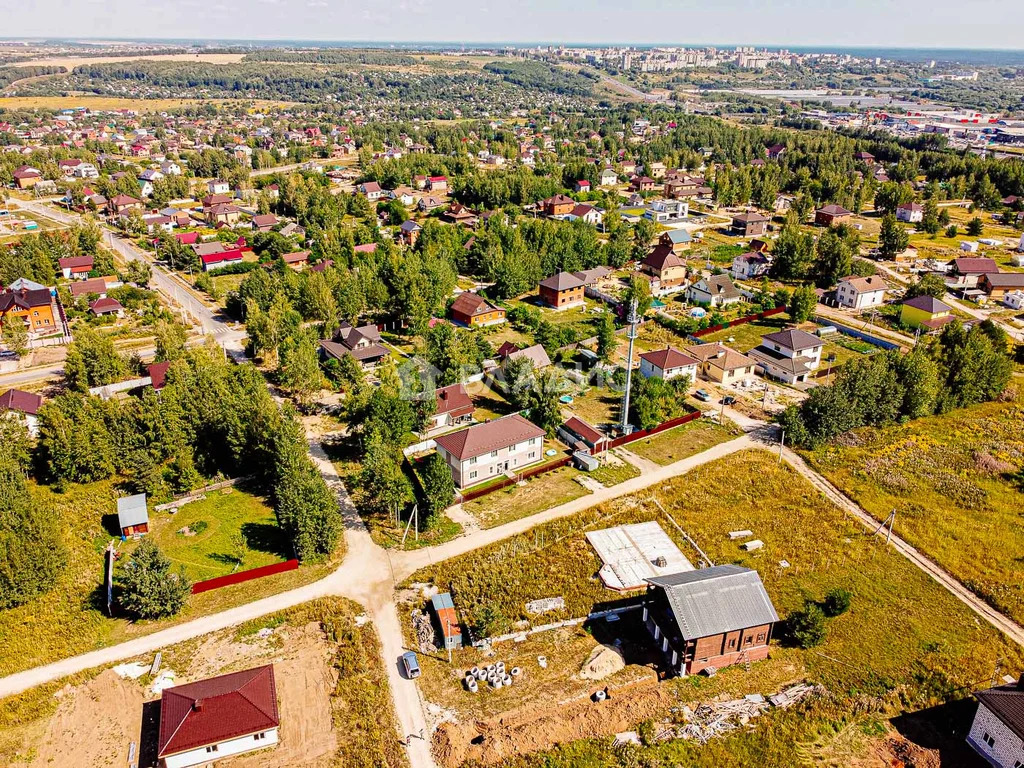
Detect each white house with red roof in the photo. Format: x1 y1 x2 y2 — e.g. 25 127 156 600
0 388 43 437
433 413 545 488
430 383 475 431
638 347 699 384
157 665 280 768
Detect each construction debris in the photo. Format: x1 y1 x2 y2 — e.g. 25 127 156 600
525 597 565 616
728 530 753 540
668 684 824 744
412 609 439 654
741 539 764 552
769 682 823 708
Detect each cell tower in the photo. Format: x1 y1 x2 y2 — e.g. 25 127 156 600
620 298 639 435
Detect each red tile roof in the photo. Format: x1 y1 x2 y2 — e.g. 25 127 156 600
158 665 279 758
58 255 94 271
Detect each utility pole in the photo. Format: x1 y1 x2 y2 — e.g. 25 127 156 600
619 298 639 436
778 428 785 464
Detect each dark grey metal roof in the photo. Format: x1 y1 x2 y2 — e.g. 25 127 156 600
976 683 1024 741
647 565 778 639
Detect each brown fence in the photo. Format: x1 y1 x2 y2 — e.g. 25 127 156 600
605 409 701 451
689 305 786 339
190 559 299 594
458 455 573 504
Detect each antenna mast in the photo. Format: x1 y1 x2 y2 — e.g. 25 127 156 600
620 298 639 435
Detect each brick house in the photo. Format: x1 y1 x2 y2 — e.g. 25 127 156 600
815 204 852 227
835 275 887 309
731 212 769 237
967 678 1024 768
642 565 778 676
538 272 585 309
641 245 688 293
638 347 699 384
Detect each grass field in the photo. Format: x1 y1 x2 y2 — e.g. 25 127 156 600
462 465 590 529
0 479 334 677
409 450 1024 767
805 388 1024 625
138 487 289 582
625 419 739 466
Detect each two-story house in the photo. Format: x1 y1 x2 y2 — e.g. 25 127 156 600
749 329 823 385
638 347 699 384
434 413 546 489
642 565 778 676
538 272 586 309
731 251 771 280
835 275 887 310
641 245 688 294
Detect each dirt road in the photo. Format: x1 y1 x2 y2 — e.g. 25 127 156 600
4 406 1024 768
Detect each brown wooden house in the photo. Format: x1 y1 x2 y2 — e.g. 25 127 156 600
642 565 778 676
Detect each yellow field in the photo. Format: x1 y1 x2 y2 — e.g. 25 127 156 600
0 96 295 112
8 53 246 69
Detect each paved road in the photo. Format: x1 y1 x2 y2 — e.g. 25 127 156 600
15 199 247 355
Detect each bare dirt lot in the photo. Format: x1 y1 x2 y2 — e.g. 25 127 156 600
4 621 337 768
434 677 673 767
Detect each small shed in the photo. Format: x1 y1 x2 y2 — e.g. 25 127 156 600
430 592 463 650
117 493 149 538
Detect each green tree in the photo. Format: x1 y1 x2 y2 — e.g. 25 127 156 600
420 451 455 527
813 228 853 288
116 540 191 620
278 332 324 404
790 284 818 323
823 587 852 617
878 214 909 260
1 320 29 358
120 259 152 287
788 602 827 649
904 273 948 300
622 275 652 318
966 217 984 237
154 321 188 362
771 213 815 280
945 224 959 238
63 328 127 392
526 368 565 436
502 355 535 410
0 425 66 610
595 312 616 362
873 182 914 214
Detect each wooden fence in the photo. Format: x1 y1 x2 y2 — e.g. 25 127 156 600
190 559 299 594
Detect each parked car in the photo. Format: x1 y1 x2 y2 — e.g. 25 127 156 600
401 651 421 679
695 389 712 402
721 395 736 405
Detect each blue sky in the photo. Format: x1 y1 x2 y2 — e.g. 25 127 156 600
5 0 1024 49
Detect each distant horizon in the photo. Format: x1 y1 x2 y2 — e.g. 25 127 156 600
4 0 1024 53
3 37 1023 67
3 37 1024 53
